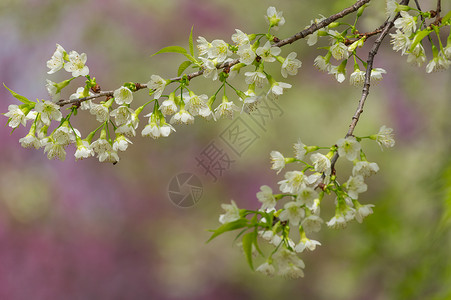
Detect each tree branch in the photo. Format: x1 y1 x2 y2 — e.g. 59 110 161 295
57 0 372 107
330 0 410 171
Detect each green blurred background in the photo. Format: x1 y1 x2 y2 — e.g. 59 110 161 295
0 0 450 299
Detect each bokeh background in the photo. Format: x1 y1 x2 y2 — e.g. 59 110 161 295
1 0 451 299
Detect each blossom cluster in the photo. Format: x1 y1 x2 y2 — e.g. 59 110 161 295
387 1 451 73
213 126 395 278
3 7 302 164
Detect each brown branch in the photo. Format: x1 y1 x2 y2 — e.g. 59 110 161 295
330 0 410 171
57 0 372 107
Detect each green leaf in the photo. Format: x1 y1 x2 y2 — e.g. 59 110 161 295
442 9 451 23
152 46 187 57
182 53 198 64
178 60 193 76
3 84 32 104
242 231 256 270
207 219 248 242
189 25 194 56
410 29 432 52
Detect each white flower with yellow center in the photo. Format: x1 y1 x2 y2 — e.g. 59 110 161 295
256 41 281 63
147 75 168 99
337 136 361 161
278 171 307 194
265 6 285 30
113 86 133 105
35 100 62 126
281 52 302 78
256 185 276 210
219 200 240 224
64 50 89 77
270 151 285 174
47 44 66 74
208 39 231 62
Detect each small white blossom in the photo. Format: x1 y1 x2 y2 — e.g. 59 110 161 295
270 151 285 174
390 30 411 54
214 101 240 119
237 44 256 65
208 39 231 62
113 134 132 152
278 171 307 194
352 161 379 177
4 105 27 128
293 139 306 161
281 52 302 78
53 122 75 146
337 136 361 161
98 149 120 164
346 175 368 199
394 11 416 35
74 140 94 160
301 215 323 234
256 41 281 63
35 100 62 126
110 106 134 126
19 133 41 149
159 122 176 137
279 202 304 226
231 29 250 46
219 200 240 224
426 52 450 73
294 238 321 253
327 214 347 229
328 65 346 83
47 44 66 74
116 115 139 137
349 69 366 87
64 50 89 77
170 109 194 125
265 6 285 30
407 43 427 66
90 103 110 123
375 125 395 148
330 42 349 60
196 36 211 56
310 153 331 176
297 187 318 209
274 247 305 279
256 262 275 277
113 86 133 105
267 81 292 99
259 230 282 246
160 97 178 116
244 70 268 87
256 185 276 210
45 79 60 101
141 121 160 139
370 68 386 82
44 139 66 161
386 0 398 20
355 204 375 223
184 92 208 116
314 55 330 72
199 57 218 81
147 75 168 99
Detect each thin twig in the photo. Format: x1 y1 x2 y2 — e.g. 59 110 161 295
330 0 410 171
57 0 372 107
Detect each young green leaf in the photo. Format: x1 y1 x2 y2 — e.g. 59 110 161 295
3 84 32 104
242 231 256 270
442 9 451 23
207 219 248 242
189 25 194 56
178 60 193 76
182 53 198 64
410 29 432 52
152 46 187 57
